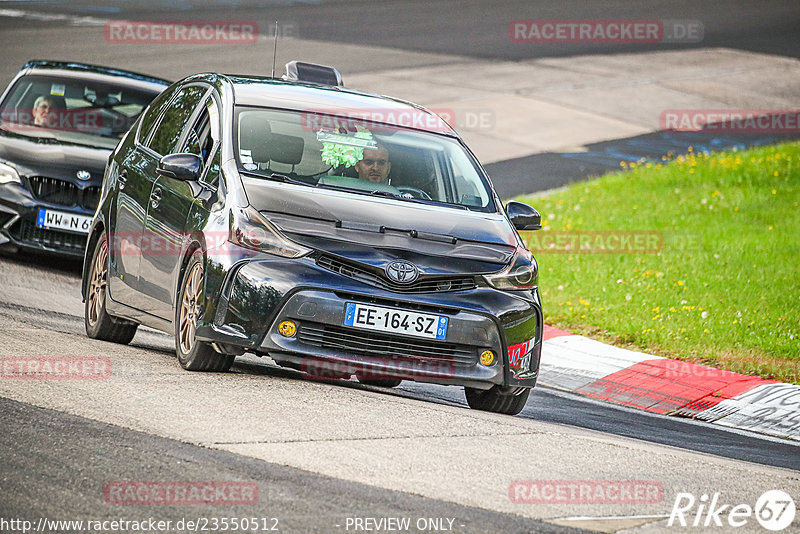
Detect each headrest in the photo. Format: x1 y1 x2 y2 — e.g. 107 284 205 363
268 133 304 165
239 114 272 157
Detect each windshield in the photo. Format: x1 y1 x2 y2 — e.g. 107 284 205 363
234 107 495 211
0 74 160 142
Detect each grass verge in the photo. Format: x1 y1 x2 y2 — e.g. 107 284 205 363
516 142 799 384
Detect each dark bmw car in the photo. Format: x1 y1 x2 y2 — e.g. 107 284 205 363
0 60 169 256
82 62 544 415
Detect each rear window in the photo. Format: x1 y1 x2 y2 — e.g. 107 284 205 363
235 107 495 212
0 74 160 141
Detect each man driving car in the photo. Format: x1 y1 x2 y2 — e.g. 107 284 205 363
355 145 391 183
32 95 55 127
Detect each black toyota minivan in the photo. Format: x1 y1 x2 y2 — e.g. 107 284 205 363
82 62 543 415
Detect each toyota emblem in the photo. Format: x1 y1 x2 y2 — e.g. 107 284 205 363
76 170 91 181
385 260 419 284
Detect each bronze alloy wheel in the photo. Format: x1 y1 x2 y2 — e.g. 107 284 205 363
178 261 203 355
175 251 234 372
86 238 108 327
84 233 138 344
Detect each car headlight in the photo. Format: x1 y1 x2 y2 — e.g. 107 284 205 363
484 247 538 290
229 205 311 258
0 161 21 185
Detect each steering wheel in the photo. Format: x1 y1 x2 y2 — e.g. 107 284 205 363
396 186 431 200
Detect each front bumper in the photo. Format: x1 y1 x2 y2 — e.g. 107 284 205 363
0 182 93 257
263 289 506 389
196 255 542 390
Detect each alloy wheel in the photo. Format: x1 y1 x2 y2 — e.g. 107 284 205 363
179 262 203 354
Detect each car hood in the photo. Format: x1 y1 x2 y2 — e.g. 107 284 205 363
244 179 518 275
0 129 110 184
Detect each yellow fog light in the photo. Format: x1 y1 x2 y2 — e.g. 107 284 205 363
479 350 495 366
278 320 297 338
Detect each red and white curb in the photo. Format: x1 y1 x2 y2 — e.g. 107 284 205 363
539 325 800 441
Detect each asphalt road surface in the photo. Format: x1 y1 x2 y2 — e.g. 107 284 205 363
1 0 798 60
1 396 579 534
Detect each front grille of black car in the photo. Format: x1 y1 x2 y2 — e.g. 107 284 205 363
81 186 102 210
9 219 87 252
27 176 101 210
297 322 477 367
316 255 476 294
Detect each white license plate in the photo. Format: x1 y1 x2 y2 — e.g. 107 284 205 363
344 302 448 340
36 208 92 234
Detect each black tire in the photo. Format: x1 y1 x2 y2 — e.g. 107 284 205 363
175 250 234 372
85 232 138 344
357 377 402 388
464 386 530 415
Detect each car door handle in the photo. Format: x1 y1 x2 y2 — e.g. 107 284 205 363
118 170 127 190
150 187 162 209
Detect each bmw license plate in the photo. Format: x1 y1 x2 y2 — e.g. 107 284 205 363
344 302 448 340
36 208 92 234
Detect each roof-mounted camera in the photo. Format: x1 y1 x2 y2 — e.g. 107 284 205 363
282 61 343 87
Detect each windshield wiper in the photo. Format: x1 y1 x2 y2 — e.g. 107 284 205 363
369 190 468 210
242 170 312 187
369 190 403 199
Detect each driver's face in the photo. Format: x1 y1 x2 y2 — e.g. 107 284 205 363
33 100 53 126
355 147 391 183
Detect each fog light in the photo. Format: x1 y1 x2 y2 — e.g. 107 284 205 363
479 350 495 366
278 320 297 337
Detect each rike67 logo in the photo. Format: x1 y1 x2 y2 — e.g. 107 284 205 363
668 490 796 531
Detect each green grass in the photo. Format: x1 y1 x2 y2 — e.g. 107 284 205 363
516 142 800 384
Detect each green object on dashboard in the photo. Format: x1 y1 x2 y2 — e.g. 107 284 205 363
318 128 375 168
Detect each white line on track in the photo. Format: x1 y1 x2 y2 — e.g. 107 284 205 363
0 8 107 26
558 513 671 521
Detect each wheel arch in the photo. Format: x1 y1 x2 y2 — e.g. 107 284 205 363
81 220 106 301
174 234 207 318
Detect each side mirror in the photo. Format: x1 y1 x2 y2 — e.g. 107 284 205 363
156 153 203 182
506 200 542 231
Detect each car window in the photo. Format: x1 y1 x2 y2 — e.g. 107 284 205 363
0 73 161 141
235 107 494 212
148 85 206 156
179 95 218 166
204 146 222 187
137 86 176 145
